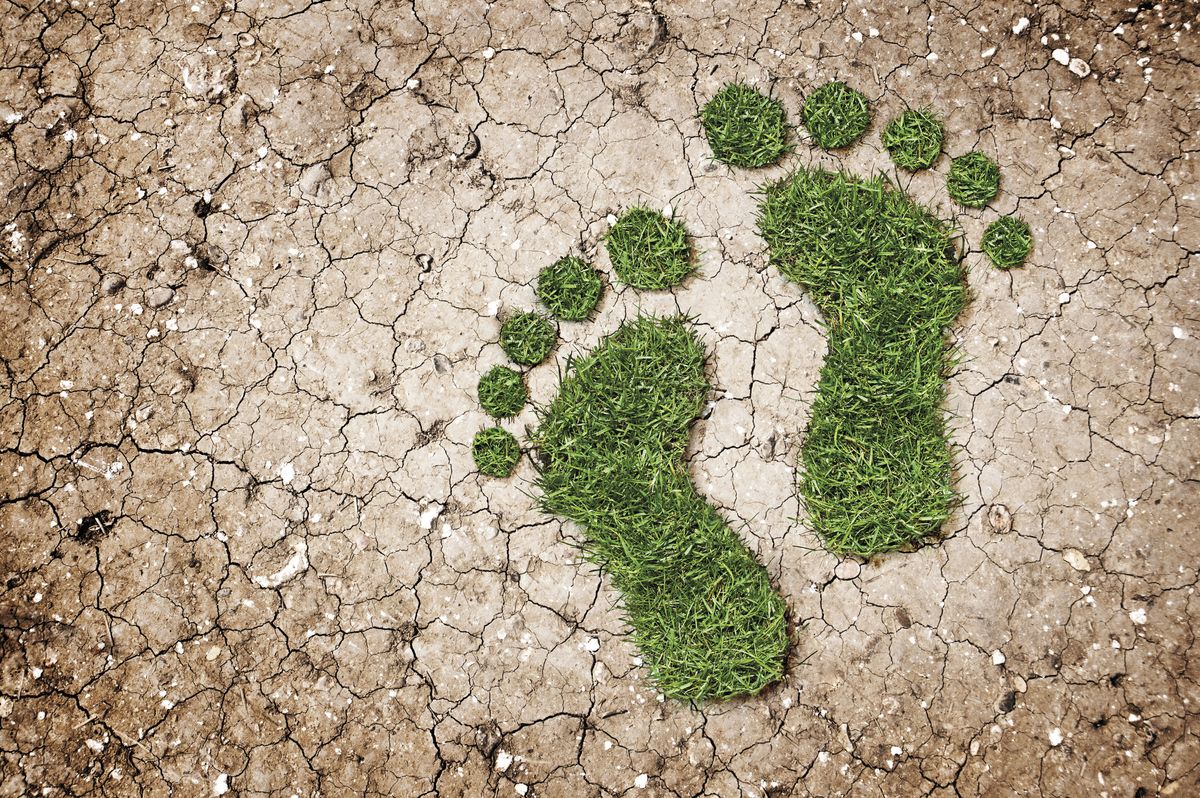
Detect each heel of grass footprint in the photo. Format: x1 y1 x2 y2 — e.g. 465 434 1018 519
472 235 788 702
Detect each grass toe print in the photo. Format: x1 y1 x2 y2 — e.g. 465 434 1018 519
532 316 788 700
701 82 790 168
605 207 692 289
473 427 521 478
983 216 1033 269
759 169 967 556
802 80 870 149
882 108 944 170
478 365 527 419
500 310 557 365
537 255 603 320
947 151 1001 207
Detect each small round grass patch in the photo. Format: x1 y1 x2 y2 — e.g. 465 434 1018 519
982 216 1032 269
478 365 527 418
701 82 790 168
473 426 521 477
500 311 556 365
605 207 692 290
882 108 944 170
947 152 1001 208
537 256 602 320
802 81 870 149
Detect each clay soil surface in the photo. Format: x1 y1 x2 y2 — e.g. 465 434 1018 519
2 0 1197 795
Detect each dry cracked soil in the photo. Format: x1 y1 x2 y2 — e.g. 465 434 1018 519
1 0 1198 796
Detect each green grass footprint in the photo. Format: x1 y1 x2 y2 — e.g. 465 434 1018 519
471 78 1030 701
533 316 788 700
476 212 788 702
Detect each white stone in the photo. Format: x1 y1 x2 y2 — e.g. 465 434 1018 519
1052 48 1070 66
1049 728 1064 747
253 539 309 589
418 502 443 530
1063 549 1091 572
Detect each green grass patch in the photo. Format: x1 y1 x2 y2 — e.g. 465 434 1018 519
500 311 557 366
701 82 790 168
473 427 521 477
802 81 870 149
531 315 788 700
758 168 968 557
946 152 1001 208
605 207 692 290
478 365 527 418
982 216 1032 269
882 108 944 170
537 256 602 320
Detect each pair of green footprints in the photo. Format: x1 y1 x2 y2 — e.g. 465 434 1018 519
471 81 1031 701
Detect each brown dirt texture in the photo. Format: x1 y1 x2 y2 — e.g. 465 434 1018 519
1 0 1197 795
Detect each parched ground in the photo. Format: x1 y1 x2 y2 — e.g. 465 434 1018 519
1 0 1197 795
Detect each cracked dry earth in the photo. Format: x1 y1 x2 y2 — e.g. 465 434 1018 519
1 0 1198 796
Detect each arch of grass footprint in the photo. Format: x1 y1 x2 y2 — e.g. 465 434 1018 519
531 315 788 700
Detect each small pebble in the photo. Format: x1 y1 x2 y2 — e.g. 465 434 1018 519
1062 549 1090 572
834 560 861 580
987 504 1012 534
146 287 176 308
100 274 126 295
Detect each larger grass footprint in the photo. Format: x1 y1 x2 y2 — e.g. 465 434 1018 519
471 79 1031 700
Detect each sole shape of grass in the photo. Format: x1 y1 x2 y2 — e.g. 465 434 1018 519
531 315 788 700
758 168 968 557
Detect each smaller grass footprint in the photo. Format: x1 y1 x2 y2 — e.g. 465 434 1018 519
532 315 788 700
471 217 788 701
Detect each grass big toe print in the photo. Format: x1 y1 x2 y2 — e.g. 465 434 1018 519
472 78 1029 700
